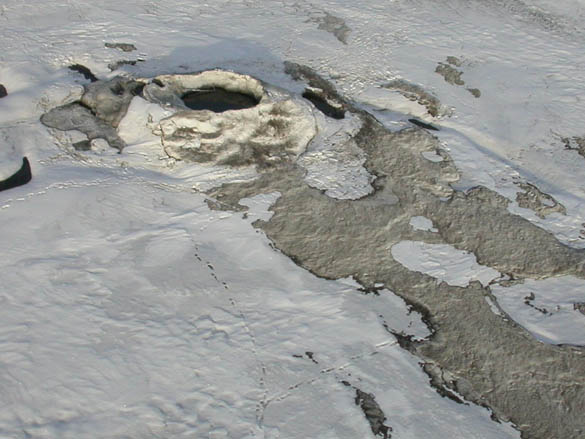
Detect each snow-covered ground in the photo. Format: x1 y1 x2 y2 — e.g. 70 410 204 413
2 0 585 437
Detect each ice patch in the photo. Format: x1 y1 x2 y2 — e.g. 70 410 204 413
491 276 585 345
391 241 501 287
298 110 375 200
409 216 438 233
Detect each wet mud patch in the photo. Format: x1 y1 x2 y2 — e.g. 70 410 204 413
435 57 481 98
0 157 32 192
181 87 259 113
302 87 345 119
0 84 6 98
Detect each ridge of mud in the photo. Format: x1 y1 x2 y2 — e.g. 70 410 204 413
207 64 585 439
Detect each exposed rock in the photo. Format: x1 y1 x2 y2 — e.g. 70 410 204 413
516 182 566 218
0 157 31 192
0 84 6 98
573 302 585 315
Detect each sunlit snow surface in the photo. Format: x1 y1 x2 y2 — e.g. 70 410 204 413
2 0 585 437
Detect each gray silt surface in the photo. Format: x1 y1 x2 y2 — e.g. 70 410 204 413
207 71 585 438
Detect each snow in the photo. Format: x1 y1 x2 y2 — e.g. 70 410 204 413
3 0 585 436
391 241 501 288
491 276 585 345
0 178 517 438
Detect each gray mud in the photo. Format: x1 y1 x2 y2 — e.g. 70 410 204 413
516 182 566 218
41 76 145 151
105 42 137 52
435 58 481 98
207 63 585 439
562 135 585 159
307 11 351 44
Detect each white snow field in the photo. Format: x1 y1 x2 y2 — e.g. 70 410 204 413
2 0 585 437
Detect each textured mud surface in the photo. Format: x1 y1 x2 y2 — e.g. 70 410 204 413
516 182 566 218
207 64 585 439
562 135 585 159
105 42 136 52
435 57 481 98
306 11 351 44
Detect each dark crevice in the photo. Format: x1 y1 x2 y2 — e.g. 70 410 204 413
181 87 259 112
0 157 32 192
302 88 345 119
68 64 98 82
408 118 439 131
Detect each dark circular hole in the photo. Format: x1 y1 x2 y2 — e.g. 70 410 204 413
181 87 259 112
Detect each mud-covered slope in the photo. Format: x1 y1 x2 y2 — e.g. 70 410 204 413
207 65 585 439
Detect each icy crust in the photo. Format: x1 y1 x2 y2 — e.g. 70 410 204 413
143 70 265 110
297 110 375 200
156 99 316 168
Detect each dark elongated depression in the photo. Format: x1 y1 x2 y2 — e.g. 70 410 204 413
181 87 259 112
